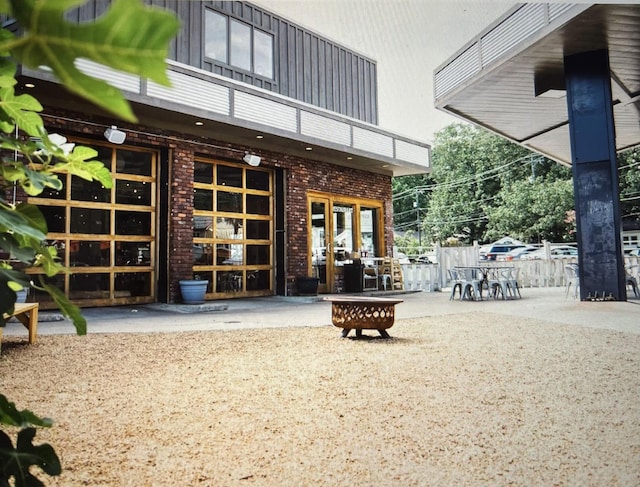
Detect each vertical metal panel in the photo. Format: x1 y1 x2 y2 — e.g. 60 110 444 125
72 1 379 125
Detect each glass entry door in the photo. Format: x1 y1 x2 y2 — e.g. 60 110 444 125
310 197 331 293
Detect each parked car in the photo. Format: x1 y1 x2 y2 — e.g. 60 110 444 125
520 245 578 260
415 255 433 264
498 245 538 261
481 243 527 261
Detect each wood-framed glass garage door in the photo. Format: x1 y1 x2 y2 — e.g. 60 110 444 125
27 142 157 308
192 157 273 298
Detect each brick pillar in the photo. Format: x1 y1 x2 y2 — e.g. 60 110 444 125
168 144 195 302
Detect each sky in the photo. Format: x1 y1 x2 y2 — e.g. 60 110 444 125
252 0 516 145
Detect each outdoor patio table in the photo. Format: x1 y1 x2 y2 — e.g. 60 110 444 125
324 296 403 338
454 265 516 300
1 302 39 351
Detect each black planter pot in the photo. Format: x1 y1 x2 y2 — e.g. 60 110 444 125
296 276 319 296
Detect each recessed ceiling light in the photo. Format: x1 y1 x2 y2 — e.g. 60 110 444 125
194 121 204 126
24 83 35 88
256 135 264 139
346 156 353 160
305 147 313 151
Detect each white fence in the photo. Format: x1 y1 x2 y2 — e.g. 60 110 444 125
399 244 640 292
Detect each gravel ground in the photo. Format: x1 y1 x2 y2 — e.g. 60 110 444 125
1 312 639 486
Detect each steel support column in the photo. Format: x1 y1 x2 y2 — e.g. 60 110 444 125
564 49 626 301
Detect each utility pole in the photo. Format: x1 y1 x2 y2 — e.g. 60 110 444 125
414 189 422 248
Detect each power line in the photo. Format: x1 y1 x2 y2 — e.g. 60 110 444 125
392 154 540 202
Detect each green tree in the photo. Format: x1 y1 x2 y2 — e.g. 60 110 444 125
423 123 572 244
484 178 575 242
619 147 640 225
0 1 179 484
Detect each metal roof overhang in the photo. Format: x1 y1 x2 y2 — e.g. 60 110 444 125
434 3 640 165
18 60 431 177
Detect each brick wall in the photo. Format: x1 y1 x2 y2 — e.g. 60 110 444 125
38 109 394 302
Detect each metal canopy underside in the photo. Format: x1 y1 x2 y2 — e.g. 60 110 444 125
434 3 640 165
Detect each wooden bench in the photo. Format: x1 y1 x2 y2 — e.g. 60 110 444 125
324 296 403 338
2 302 39 347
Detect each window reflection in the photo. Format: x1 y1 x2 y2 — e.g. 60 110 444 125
204 9 274 80
194 243 214 265
333 204 354 261
246 169 269 190
246 219 269 239
217 191 242 213
115 150 152 176
253 29 273 78
71 177 110 203
70 208 110 234
217 165 242 187
116 180 151 206
193 216 213 238
230 19 251 71
115 211 150 235
247 245 269 265
115 242 150 266
40 206 66 233
70 272 109 299
195 188 214 211
360 207 378 257
115 272 151 297
70 240 110 266
246 194 269 215
195 162 214 184
204 9 228 63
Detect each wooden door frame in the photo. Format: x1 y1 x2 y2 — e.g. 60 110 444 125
307 191 385 293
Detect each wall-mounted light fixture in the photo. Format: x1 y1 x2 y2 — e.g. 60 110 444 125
104 125 126 144
243 152 261 166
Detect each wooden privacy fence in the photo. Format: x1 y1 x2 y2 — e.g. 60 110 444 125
399 246 640 292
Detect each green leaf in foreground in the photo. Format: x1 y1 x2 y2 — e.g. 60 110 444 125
10 0 181 122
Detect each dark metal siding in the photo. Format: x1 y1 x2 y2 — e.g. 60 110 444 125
67 0 378 124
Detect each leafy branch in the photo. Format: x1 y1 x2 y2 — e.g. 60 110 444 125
0 0 179 484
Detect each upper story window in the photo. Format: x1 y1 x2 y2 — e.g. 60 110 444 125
205 9 274 79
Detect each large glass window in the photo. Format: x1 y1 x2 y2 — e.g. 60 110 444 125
28 142 157 307
204 8 274 79
253 29 273 78
230 20 251 71
193 159 273 297
205 10 228 63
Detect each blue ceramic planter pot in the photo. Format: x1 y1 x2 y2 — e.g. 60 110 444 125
16 288 27 303
179 280 209 304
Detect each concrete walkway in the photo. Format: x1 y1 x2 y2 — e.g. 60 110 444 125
3 286 639 339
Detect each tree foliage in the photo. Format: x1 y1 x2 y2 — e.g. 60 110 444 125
0 0 179 484
418 123 573 244
484 178 575 242
619 146 640 225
